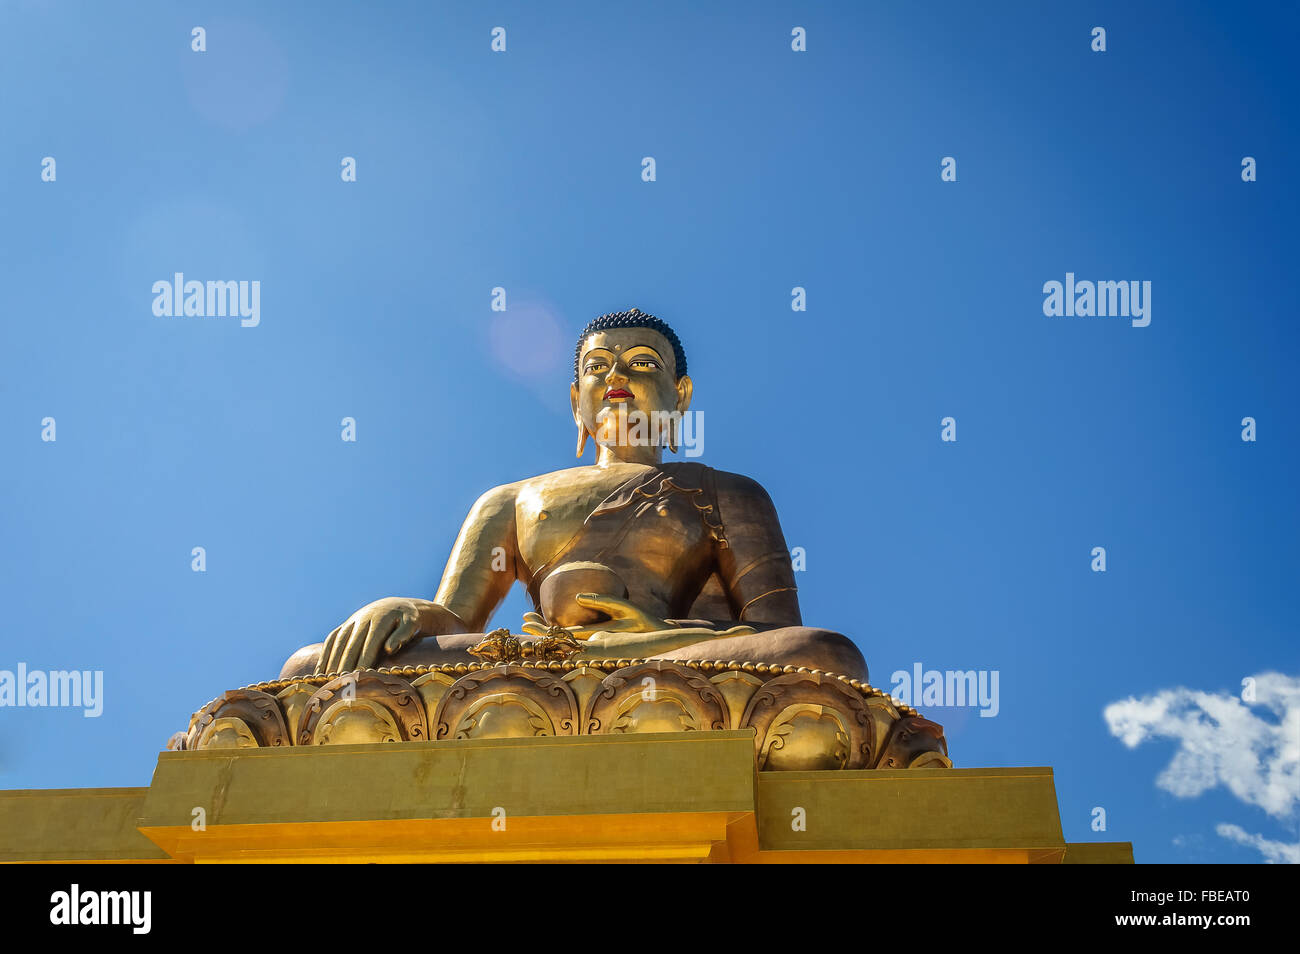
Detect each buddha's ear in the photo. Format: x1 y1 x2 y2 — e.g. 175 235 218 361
675 374 693 413
570 382 589 458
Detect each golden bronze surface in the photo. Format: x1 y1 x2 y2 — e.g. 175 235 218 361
467 626 584 663
171 657 951 770
286 312 867 683
182 309 949 768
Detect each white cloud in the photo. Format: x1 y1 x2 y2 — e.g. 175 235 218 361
1216 824 1300 864
1104 672 1300 863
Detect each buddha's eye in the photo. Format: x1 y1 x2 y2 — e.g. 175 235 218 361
585 362 608 374
630 359 659 370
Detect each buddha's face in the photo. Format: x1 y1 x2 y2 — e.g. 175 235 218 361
571 327 692 449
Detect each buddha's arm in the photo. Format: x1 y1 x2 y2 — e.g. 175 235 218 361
315 483 521 673
712 472 802 626
432 482 521 631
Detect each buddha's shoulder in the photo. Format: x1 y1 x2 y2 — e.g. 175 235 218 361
707 467 776 504
666 463 775 504
476 464 635 502
472 463 776 504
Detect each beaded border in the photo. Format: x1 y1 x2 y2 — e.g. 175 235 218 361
228 658 918 719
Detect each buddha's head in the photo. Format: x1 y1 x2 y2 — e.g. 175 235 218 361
570 308 693 461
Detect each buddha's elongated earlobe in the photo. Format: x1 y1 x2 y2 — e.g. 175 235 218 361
670 374 692 455
571 380 588 458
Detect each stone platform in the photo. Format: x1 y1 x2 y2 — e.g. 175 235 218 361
0 731 1131 863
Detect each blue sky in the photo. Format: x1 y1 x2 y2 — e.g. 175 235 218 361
1 1 1297 863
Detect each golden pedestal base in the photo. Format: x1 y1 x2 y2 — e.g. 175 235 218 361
172 659 952 772
0 731 1130 863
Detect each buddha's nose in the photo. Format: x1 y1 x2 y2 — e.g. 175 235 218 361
604 364 628 386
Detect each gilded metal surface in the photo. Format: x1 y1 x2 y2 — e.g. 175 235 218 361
290 314 866 682
315 700 403 745
298 672 427 745
274 682 318 742
432 665 579 740
709 670 764 730
560 666 606 722
466 628 522 663
195 717 260 750
172 656 949 770
877 715 952 769
741 671 873 769
467 626 583 663
186 312 952 768
186 689 290 751
863 694 904 763
2 757 1129 863
587 660 728 735
757 705 851 771
409 670 456 717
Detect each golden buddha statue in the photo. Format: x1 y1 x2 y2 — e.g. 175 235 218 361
280 309 869 683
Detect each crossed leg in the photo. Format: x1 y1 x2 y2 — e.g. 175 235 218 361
279 626 868 684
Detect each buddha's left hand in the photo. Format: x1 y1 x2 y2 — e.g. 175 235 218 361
522 595 756 659
576 619 758 659
521 593 669 638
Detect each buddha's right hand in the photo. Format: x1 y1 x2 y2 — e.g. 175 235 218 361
317 598 466 675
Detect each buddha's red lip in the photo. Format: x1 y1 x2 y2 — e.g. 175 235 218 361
604 388 632 399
